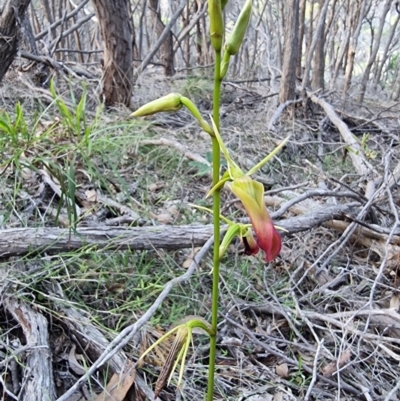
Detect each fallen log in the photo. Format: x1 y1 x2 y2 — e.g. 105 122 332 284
0 203 360 258
4 298 56 401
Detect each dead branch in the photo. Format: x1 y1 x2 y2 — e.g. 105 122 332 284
0 224 214 258
308 93 375 176
224 314 363 398
4 298 56 401
42 283 162 400
34 0 92 41
55 236 214 401
139 138 209 165
173 1 208 53
137 0 187 76
325 219 400 255
48 13 95 52
267 99 302 131
46 283 126 372
0 202 360 258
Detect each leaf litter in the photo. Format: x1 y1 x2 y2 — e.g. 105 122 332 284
0 74 400 400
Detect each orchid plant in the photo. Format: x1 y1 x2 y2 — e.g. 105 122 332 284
132 0 287 399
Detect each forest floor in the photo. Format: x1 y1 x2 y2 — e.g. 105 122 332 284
1 69 400 401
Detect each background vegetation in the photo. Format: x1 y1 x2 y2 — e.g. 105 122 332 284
1 0 400 400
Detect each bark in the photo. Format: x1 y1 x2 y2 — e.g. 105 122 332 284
0 224 215 258
308 93 375 178
0 204 363 258
392 72 400 100
296 0 307 78
0 0 32 84
310 0 330 90
342 0 370 99
21 10 38 55
148 0 175 76
324 0 337 40
357 0 392 104
332 0 351 84
302 0 329 88
279 0 300 103
4 298 56 401
137 0 185 75
91 0 133 106
373 9 399 88
325 0 340 82
306 0 314 62
183 0 190 68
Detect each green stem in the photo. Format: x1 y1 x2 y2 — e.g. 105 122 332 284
207 50 222 401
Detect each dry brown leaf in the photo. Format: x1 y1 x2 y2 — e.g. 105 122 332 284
390 294 400 310
313 268 334 286
322 349 351 377
275 363 289 378
93 361 136 401
166 204 179 217
155 213 173 224
273 392 284 401
85 189 98 202
106 283 125 294
182 247 201 269
68 344 86 376
149 182 165 192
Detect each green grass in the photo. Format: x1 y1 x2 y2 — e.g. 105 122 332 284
0 79 367 400
174 74 214 103
0 83 219 344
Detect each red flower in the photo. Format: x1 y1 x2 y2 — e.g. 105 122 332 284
230 176 281 262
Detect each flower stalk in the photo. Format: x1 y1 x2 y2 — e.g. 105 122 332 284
131 1 288 398
207 46 222 401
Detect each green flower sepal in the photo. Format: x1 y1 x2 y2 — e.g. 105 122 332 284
207 118 289 262
191 204 258 259
139 316 213 398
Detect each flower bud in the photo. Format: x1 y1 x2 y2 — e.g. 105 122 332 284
225 0 252 56
208 0 224 51
131 93 182 117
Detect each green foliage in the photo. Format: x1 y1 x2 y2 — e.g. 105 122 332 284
0 103 29 147
177 75 213 101
189 151 227 177
346 133 377 160
49 79 103 145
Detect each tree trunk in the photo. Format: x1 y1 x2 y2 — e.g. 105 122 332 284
0 0 32 84
373 13 399 88
357 0 392 104
91 0 133 106
331 0 351 85
306 0 314 64
148 0 175 76
310 0 330 90
279 0 300 103
342 0 370 99
302 0 329 88
296 0 307 78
